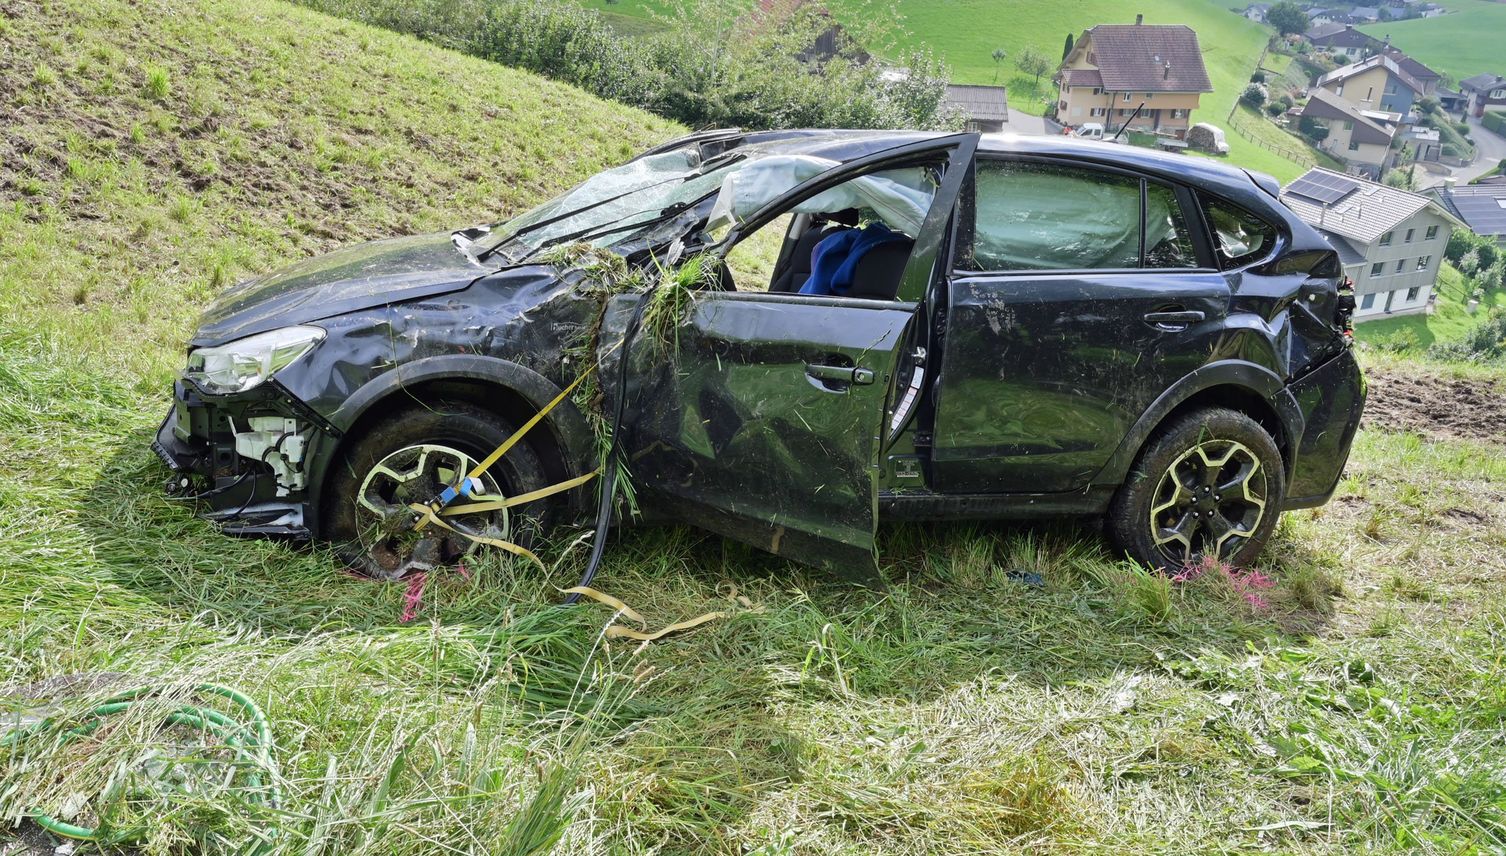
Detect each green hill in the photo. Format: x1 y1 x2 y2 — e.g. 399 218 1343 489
1358 0 1506 84
6 0 1506 853
0 0 677 381
576 0 1306 181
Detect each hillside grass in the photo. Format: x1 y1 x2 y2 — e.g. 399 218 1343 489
1355 264 1506 349
1358 0 1506 85
5 0 1506 854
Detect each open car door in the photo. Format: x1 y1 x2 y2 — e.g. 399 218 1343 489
601 134 977 582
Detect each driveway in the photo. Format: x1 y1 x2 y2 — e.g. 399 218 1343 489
1415 115 1506 189
996 111 1058 137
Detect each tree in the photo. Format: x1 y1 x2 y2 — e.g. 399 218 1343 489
1016 47 1052 89
1241 83 1268 108
1062 32 1074 61
1267 1 1309 36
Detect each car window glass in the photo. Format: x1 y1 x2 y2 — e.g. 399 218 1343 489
1144 182 1197 268
1201 196 1277 269
963 161 1143 271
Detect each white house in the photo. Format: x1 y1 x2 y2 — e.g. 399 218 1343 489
1281 168 1465 319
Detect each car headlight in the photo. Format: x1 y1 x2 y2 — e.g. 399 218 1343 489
185 325 325 394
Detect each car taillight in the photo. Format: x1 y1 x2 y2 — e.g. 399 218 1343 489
1335 276 1356 337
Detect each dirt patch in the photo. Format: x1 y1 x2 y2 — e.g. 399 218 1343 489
1361 369 1506 443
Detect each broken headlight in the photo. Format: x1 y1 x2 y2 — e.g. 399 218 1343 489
185 325 325 394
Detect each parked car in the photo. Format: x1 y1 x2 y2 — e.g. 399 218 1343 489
154 129 1365 581
1072 122 1108 140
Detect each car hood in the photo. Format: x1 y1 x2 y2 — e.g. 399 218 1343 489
191 232 486 347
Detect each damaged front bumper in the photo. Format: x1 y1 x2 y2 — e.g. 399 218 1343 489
153 377 337 538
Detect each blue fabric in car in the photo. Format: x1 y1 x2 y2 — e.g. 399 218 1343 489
798 223 910 297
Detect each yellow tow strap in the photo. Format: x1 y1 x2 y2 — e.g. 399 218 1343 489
563 586 738 648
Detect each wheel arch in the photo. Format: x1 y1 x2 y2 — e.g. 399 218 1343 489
305 355 598 536
1092 360 1303 488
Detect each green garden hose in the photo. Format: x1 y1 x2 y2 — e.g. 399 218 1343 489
2 683 280 848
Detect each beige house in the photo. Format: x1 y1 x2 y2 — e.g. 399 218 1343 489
1281 168 1464 319
1299 88 1398 179
1316 54 1424 115
1054 16 1212 139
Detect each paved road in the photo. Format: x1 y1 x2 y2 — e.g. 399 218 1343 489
1415 115 1506 189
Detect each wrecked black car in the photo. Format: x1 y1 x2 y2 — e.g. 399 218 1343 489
155 129 1364 580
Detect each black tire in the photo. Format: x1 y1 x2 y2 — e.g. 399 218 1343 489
1108 407 1285 572
322 402 552 579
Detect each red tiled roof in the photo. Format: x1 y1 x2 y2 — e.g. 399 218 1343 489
1070 24 1212 93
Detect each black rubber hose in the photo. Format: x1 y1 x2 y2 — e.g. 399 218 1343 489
562 287 654 604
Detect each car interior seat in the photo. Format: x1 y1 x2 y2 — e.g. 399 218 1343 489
846 238 915 300
769 209 861 293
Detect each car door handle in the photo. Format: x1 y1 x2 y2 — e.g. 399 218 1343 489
806 363 876 386
1143 309 1205 331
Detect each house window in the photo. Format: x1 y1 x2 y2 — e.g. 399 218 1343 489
1349 140 1361 151
1171 109 1188 119
1405 228 1415 242
1092 87 1103 95
1406 286 1420 301
1366 86 1374 101
1379 231 1394 246
1145 93 1154 100
1343 120 1354 130
1360 292 1376 309
1425 225 1439 240
1492 89 1506 99
1090 107 1107 117
1395 258 1407 273
1417 255 1432 270
1123 92 1133 102
1370 262 1386 277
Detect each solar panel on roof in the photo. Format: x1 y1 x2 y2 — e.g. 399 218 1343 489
1287 172 1360 205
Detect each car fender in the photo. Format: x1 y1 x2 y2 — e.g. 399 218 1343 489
1091 359 1304 487
304 354 598 536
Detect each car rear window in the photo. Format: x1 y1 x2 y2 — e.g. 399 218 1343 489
1199 195 1278 270
960 160 1196 272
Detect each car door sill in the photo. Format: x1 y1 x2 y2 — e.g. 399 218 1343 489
877 488 1114 521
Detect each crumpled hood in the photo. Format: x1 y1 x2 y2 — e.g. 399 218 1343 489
191 232 485 346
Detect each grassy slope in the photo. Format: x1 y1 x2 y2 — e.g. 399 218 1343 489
1357 0 1506 84
4 1 1506 854
1355 263 1506 348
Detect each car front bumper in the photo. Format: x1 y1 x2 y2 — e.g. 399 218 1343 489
153 377 336 539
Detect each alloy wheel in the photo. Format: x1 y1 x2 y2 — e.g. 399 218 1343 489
353 444 509 578
1148 438 1268 566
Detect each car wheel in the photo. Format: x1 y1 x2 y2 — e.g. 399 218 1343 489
322 402 552 580
1108 407 1285 572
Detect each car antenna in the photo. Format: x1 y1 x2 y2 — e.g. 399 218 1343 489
1111 102 1146 143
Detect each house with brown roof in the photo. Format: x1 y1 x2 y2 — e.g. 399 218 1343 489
1053 15 1212 139
1459 73 1506 119
1299 87 1400 178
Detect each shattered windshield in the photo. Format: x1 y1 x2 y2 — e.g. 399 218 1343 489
474 149 737 261
472 143 940 263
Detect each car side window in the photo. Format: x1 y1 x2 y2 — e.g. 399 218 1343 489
961 160 1195 272
1199 195 1278 270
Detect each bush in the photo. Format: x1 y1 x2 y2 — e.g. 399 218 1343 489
1483 109 1506 137
1250 71 1267 84
1265 101 1285 117
1241 83 1267 108
1298 114 1329 142
1447 229 1500 271
1427 309 1506 363
290 0 958 132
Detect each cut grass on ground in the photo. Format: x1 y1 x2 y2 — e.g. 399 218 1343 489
4 0 1506 853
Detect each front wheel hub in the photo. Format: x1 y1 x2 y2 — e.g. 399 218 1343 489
353 444 509 579
1149 439 1268 566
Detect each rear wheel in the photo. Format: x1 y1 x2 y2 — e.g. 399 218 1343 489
322 402 551 579
1108 407 1285 572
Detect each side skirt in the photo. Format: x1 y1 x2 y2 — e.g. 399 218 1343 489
878 487 1115 521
